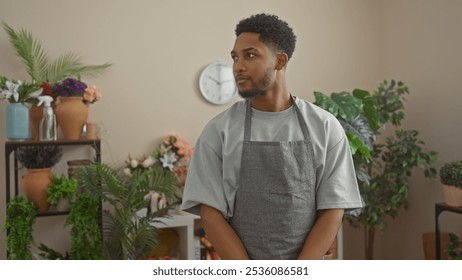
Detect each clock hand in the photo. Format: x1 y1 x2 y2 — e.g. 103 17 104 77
207 75 221 85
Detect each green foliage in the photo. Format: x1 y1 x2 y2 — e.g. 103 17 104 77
314 91 363 121
0 76 43 104
2 22 112 84
37 243 70 260
440 160 462 188
3 196 37 260
445 233 462 260
76 162 179 260
314 80 438 259
65 186 103 260
47 174 78 205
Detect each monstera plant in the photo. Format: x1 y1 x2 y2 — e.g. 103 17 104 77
314 80 438 259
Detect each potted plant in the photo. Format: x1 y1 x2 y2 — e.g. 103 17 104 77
72 162 178 259
15 145 63 212
313 80 438 259
52 78 89 140
47 174 78 211
0 76 43 140
3 196 37 259
2 21 112 139
445 232 462 260
439 160 462 206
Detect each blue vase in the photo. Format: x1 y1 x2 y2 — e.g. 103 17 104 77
6 103 31 140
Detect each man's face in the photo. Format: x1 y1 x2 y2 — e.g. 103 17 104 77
231 32 277 99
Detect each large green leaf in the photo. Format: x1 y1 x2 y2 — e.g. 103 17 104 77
2 22 112 83
314 91 363 121
353 89 380 133
346 131 372 162
2 22 49 82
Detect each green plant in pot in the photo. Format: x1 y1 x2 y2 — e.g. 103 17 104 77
439 160 462 207
445 232 462 260
2 21 112 139
47 174 78 212
15 145 63 212
314 80 438 259
3 196 37 259
72 162 179 260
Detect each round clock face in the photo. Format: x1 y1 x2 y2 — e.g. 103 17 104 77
199 61 238 105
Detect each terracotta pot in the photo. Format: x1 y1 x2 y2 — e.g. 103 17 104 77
442 184 462 207
29 105 43 140
54 97 89 140
21 168 52 212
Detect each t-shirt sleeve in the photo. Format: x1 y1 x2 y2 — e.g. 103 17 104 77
316 134 363 214
181 132 228 218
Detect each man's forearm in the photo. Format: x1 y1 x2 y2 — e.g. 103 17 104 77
297 208 344 260
200 204 250 260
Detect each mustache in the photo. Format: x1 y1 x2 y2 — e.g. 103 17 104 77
235 75 251 81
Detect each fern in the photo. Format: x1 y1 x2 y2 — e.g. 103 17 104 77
75 162 178 260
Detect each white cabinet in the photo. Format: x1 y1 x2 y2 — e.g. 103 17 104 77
137 209 201 260
154 211 201 260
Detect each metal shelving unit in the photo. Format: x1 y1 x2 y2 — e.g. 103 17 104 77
3 139 101 258
434 202 462 259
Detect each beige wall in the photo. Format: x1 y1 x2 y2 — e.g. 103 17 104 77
2 0 459 260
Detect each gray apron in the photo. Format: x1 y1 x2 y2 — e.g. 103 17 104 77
229 96 317 260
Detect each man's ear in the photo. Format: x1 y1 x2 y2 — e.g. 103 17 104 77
275 53 289 70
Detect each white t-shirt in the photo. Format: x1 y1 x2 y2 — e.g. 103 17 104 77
181 97 363 219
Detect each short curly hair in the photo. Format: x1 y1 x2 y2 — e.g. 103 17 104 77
235 13 296 60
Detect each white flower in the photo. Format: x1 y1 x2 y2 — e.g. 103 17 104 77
123 167 132 176
28 88 43 98
160 152 177 171
1 80 21 102
130 158 139 168
142 155 155 168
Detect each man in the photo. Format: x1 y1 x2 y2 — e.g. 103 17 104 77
182 13 362 260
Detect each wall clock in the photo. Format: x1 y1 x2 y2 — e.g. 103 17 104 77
199 61 238 105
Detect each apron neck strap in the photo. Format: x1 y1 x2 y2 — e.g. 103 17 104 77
244 95 312 142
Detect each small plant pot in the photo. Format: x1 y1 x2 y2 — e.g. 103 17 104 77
442 184 462 207
21 168 52 212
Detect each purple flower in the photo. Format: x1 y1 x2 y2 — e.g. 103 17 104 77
52 78 87 97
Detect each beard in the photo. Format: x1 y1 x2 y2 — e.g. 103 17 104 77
238 66 274 99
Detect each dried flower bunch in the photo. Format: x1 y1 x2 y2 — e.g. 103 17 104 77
15 145 63 169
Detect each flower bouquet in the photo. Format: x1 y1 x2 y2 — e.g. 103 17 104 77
0 76 43 104
1 76 43 140
153 134 192 187
124 134 193 214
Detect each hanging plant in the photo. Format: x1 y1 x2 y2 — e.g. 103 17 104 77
3 196 37 260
